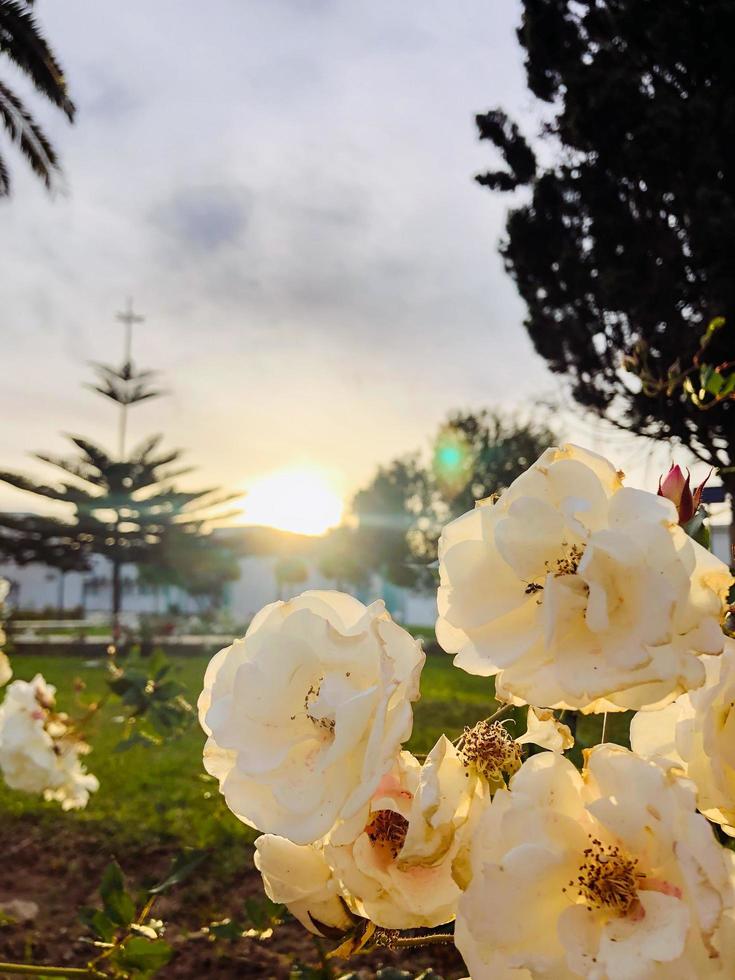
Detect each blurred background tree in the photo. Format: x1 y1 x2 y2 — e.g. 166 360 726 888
351 408 556 588
0 0 74 196
138 529 240 615
475 0 735 551
317 525 369 592
0 307 236 632
274 555 308 599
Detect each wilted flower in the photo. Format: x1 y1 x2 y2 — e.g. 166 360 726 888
325 736 485 929
516 707 574 754
254 835 353 937
0 674 98 810
199 591 425 845
657 464 709 525
459 720 522 787
455 746 734 979
631 636 735 837
436 444 732 713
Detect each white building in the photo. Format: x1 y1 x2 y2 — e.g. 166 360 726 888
1 520 730 631
0 526 438 628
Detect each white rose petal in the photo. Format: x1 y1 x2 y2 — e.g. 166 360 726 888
0 674 98 810
254 835 352 936
455 746 734 979
436 444 732 713
0 652 11 688
199 591 425 844
632 637 735 837
516 707 574 753
325 737 486 930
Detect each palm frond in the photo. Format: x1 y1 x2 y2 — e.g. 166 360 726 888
0 0 74 116
0 148 8 193
0 79 59 190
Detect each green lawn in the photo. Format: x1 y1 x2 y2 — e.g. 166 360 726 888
0 650 498 855
0 645 631 868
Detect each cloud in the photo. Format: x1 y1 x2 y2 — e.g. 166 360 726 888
150 184 252 252
0 0 579 515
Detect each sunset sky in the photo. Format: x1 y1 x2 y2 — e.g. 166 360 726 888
0 0 691 533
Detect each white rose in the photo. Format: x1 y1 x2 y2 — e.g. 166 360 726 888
325 736 486 930
0 674 98 809
254 835 353 936
199 591 425 845
516 707 574 754
0 651 11 688
436 444 732 713
631 636 735 836
455 746 734 979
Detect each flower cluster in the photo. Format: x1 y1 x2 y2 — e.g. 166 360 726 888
200 445 735 979
436 445 730 712
0 674 99 810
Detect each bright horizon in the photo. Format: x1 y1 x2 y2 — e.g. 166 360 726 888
235 466 345 536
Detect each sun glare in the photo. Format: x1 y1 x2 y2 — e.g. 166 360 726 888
239 467 344 536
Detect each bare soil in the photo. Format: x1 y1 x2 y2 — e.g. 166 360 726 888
0 815 468 979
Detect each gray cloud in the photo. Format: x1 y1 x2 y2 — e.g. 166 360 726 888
150 184 252 252
3 0 646 516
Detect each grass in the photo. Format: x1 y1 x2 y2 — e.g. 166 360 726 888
0 648 498 854
0 644 632 862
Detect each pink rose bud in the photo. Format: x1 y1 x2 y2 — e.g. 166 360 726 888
657 464 710 525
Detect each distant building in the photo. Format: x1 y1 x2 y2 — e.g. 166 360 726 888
1 518 730 631
0 526 438 628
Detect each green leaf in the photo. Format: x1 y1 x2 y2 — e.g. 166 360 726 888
115 936 173 973
244 896 284 931
208 917 243 941
148 849 208 894
113 730 159 753
700 316 726 344
79 906 117 943
704 370 725 396
100 861 136 926
683 508 711 550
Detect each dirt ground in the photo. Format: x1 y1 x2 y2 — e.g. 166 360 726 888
0 815 468 979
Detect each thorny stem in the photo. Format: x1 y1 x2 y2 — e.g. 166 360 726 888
487 702 516 724
0 964 104 977
385 933 455 949
90 895 159 969
313 936 334 977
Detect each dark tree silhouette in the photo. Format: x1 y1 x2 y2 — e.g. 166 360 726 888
475 1 735 548
0 0 74 195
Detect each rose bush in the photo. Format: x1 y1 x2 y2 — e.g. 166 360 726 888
2 446 734 980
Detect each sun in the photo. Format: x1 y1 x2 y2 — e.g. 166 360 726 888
239 467 344 536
